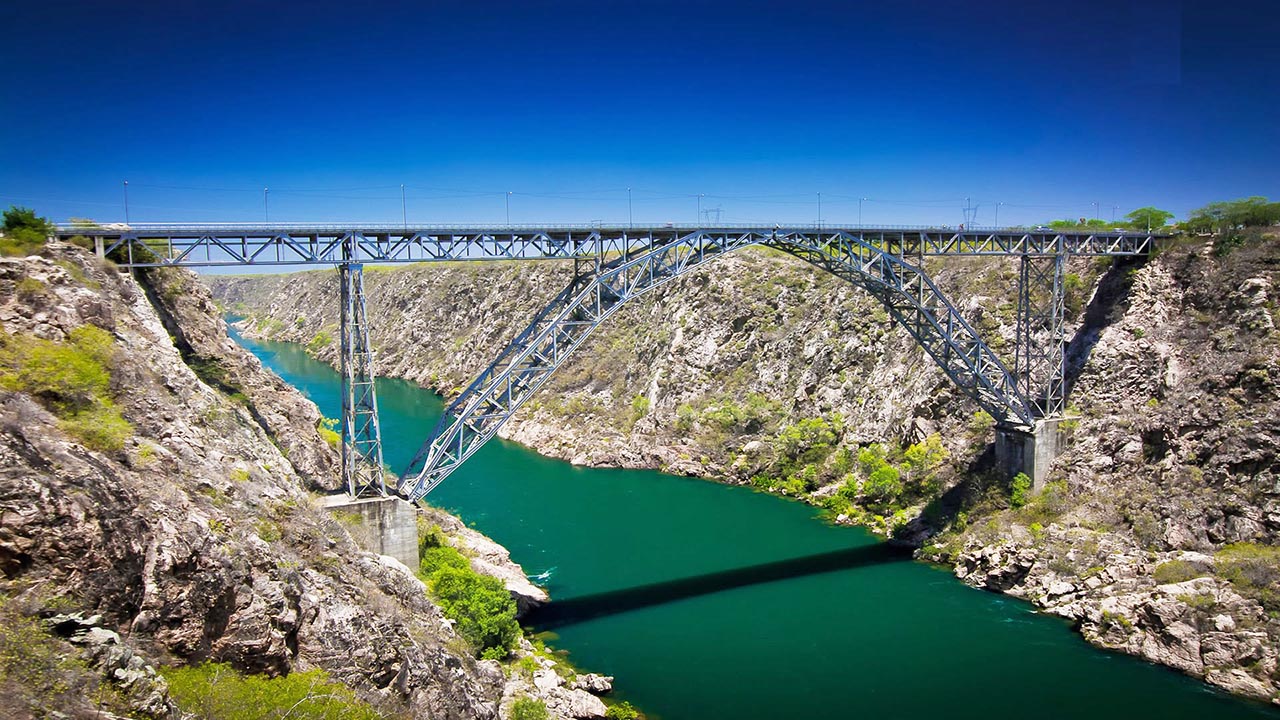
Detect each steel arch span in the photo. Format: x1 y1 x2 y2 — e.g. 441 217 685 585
398 229 1038 501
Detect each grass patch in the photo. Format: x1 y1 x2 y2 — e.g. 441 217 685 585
1153 559 1209 585
1215 542 1280 613
0 595 108 715
0 325 132 452
162 662 381 720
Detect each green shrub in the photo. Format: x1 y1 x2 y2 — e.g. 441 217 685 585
863 465 902 505
774 414 842 463
420 544 470 576
968 410 995 436
416 524 519 660
510 696 550 720
629 394 650 423
255 519 282 543
1215 542 1280 612
606 701 642 719
162 662 381 720
306 330 332 355
1153 559 1207 585
317 417 341 449
430 566 519 659
1009 473 1032 508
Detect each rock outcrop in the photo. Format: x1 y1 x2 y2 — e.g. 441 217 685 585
0 242 609 719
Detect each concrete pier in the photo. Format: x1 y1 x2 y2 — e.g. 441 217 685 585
322 494 420 570
994 418 1064 492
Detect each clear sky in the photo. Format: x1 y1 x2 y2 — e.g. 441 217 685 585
2 0 1277 227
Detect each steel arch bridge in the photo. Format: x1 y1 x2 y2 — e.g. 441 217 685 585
56 222 1158 501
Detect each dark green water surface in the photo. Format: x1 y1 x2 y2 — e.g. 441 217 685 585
231 328 1277 720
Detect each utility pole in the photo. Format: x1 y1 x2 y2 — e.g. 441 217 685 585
123 180 129 224
401 184 407 229
817 192 822 230
627 187 633 228
965 196 971 227
1111 205 1118 223
995 201 1004 228
264 188 269 223
506 191 511 225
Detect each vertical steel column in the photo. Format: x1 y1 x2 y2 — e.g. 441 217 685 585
1015 247 1066 418
339 237 387 498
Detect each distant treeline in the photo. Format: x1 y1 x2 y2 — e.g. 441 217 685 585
1040 196 1280 233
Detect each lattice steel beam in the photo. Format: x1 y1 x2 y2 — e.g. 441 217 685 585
339 241 386 499
1015 252 1067 417
397 230 1038 501
60 223 1159 268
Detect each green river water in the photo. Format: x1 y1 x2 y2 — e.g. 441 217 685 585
231 328 1278 720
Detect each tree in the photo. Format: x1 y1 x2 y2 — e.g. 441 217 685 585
0 206 53 256
1186 196 1280 233
1124 207 1173 231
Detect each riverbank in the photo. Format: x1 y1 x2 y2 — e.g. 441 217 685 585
209 233 1280 703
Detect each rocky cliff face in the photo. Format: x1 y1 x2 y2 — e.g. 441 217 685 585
210 235 1280 703
0 242 612 719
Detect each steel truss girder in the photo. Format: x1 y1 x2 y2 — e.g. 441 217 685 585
1016 253 1067 417
397 230 1038 501
63 224 1157 268
339 250 387 499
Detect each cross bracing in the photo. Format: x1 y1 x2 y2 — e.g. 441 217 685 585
56 224 1155 267
57 222 1160 501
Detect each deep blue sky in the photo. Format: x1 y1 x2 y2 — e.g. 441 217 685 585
2 0 1277 226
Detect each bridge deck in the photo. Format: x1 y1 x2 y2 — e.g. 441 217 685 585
55 223 1164 267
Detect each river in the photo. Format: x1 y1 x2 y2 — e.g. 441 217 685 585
230 328 1278 720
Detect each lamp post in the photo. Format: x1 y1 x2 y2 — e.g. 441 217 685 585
401 184 407 229
859 197 867 226
817 192 822 230
506 191 512 225
264 187 269 223
1091 201 1099 221
995 201 1004 228
123 180 129 224
627 187 633 228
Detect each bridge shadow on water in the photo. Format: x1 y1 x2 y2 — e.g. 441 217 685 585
524 542 913 630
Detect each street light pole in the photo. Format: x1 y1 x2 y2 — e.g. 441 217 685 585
859 197 867 226
506 191 511 225
264 187 269 222
123 180 129 224
401 184 407 229
995 201 1003 228
627 187 633 228
817 192 822 230
1092 201 1099 221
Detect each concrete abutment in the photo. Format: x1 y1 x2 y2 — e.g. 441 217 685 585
323 494 419 570
994 418 1064 492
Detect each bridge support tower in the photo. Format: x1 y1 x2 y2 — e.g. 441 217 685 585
339 237 387 499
